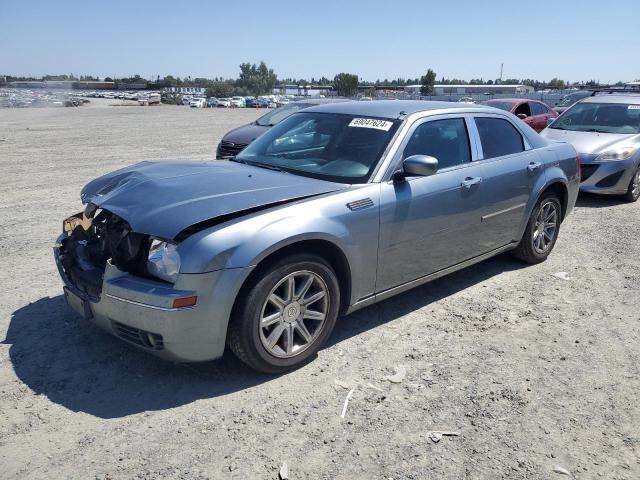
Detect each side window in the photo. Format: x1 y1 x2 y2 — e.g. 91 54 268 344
402 118 471 170
530 102 547 115
475 117 525 159
513 102 531 117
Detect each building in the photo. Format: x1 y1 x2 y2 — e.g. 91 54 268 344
405 84 535 95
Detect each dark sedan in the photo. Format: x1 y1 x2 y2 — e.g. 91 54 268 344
216 98 349 158
554 90 594 114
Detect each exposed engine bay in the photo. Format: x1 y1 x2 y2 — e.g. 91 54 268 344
57 207 151 299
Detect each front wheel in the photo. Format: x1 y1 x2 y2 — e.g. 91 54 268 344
512 194 562 264
623 167 640 203
227 254 340 374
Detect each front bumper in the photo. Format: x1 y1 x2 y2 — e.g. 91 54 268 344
579 154 637 195
54 236 252 362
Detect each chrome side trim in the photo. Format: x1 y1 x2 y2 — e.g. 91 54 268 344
481 203 526 222
345 242 517 314
104 293 195 312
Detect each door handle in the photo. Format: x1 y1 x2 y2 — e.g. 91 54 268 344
461 176 482 188
527 161 543 172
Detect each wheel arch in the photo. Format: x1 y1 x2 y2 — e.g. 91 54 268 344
537 180 569 221
231 239 353 317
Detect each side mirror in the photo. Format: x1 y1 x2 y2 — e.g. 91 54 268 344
402 155 439 177
517 113 528 120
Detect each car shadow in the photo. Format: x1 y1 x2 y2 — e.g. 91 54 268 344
4 295 266 419
575 192 629 208
5 253 526 419
327 252 526 346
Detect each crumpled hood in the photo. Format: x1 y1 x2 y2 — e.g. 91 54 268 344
81 160 346 240
222 122 270 145
541 128 639 155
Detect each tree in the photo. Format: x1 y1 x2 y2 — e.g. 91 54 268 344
420 69 437 96
333 73 359 97
545 78 566 90
206 82 234 98
236 61 277 95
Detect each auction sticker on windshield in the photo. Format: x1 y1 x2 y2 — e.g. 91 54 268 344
348 118 394 131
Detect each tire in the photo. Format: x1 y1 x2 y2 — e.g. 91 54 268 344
622 166 640 203
512 193 562 264
227 254 340 374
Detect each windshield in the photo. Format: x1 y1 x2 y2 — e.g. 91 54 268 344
550 102 640 134
255 103 315 126
237 112 400 183
483 101 514 112
557 92 591 107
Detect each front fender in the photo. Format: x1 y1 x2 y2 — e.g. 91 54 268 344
177 185 381 305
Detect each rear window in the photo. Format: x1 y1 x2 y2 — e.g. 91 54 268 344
530 102 549 115
475 117 525 159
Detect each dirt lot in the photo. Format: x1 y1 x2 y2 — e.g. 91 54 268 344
0 101 638 479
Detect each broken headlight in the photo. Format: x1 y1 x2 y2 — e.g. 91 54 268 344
147 239 180 283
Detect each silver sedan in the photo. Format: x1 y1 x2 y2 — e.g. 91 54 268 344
55 101 579 372
542 93 640 202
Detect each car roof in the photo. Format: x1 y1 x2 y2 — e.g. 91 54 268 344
581 94 640 105
303 100 493 119
485 98 537 105
292 98 350 105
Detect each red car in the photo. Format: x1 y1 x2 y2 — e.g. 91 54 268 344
482 98 558 133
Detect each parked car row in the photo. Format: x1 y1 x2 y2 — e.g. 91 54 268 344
180 94 296 109
79 90 158 101
57 98 595 373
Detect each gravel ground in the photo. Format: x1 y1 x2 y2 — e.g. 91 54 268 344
0 101 639 479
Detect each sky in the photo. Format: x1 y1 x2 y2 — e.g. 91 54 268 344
2 0 639 83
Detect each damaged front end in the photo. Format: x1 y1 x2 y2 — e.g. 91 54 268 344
56 206 152 300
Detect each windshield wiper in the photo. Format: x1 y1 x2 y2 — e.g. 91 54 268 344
246 160 287 173
228 156 246 164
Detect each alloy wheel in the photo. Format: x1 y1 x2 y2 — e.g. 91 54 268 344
259 270 329 358
532 201 559 254
632 169 640 199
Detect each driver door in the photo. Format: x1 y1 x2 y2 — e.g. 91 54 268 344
377 116 487 292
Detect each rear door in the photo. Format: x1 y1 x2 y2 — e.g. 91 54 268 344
377 115 487 291
471 115 543 250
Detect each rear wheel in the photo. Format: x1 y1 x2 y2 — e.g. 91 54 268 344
623 167 640 203
227 254 340 374
512 194 562 264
